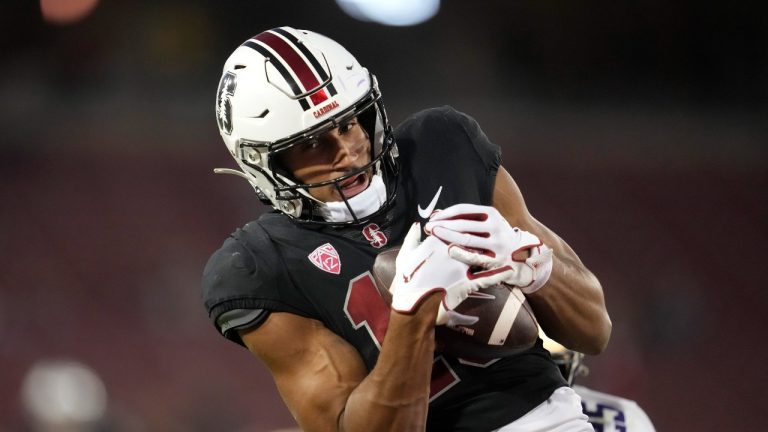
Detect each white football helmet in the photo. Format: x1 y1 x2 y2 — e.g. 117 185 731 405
214 27 399 225
540 330 587 385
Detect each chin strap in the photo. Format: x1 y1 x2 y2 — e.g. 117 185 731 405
318 174 386 223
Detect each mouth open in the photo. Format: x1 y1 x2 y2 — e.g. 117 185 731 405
338 172 370 199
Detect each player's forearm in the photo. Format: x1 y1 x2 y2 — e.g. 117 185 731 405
528 253 611 354
340 294 440 432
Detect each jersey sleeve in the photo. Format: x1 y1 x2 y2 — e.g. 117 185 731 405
396 106 502 206
201 221 316 346
442 106 502 176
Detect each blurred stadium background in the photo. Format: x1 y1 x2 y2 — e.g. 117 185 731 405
1 1 765 430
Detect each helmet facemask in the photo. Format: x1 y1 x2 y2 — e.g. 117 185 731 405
552 350 587 386
540 330 588 385
240 81 399 226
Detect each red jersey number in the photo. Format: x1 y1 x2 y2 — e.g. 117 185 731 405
344 272 460 400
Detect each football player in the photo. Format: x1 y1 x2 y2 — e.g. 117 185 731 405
541 333 657 432
202 27 611 431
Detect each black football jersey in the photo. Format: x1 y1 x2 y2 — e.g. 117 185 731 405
202 106 567 431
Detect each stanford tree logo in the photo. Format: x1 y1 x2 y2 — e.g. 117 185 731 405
216 72 237 135
362 223 388 249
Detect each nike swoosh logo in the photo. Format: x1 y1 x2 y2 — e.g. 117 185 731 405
417 186 443 219
402 251 434 283
467 292 496 300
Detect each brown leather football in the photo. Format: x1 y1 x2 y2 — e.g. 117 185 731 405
373 246 539 360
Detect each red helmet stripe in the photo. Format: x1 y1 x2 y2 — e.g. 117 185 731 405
271 27 337 97
242 40 310 110
310 89 329 105
255 31 328 105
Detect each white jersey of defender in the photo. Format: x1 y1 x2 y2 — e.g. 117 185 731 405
574 385 656 432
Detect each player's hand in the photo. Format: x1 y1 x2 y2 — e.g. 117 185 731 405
424 204 554 294
391 223 514 325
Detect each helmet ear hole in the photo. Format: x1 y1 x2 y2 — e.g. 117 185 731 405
241 146 263 165
358 104 377 142
234 64 246 70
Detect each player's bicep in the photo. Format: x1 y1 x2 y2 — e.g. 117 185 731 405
240 312 367 432
492 166 582 264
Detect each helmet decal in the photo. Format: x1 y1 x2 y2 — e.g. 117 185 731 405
313 100 340 119
216 71 237 135
243 29 338 111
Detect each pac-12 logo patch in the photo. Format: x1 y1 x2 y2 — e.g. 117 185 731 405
308 243 341 274
216 71 237 135
362 223 388 249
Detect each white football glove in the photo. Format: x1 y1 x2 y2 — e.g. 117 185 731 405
424 204 554 294
390 223 516 325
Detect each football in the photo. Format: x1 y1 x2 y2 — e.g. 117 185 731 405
372 246 539 360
